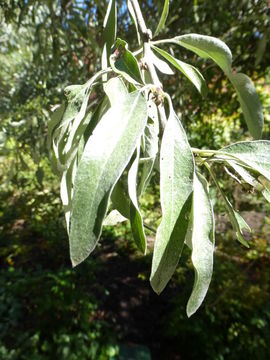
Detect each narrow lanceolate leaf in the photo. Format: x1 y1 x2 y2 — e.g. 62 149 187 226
150 49 174 75
150 102 194 294
155 34 232 74
154 0 169 37
220 141 270 181
104 77 128 106
228 73 263 139
103 210 127 226
152 45 207 96
101 0 117 70
138 101 159 195
207 164 250 247
127 0 140 44
111 178 130 219
69 91 147 266
110 38 144 84
128 146 147 254
153 35 264 138
187 173 215 317
227 160 259 188
228 161 270 204
51 69 109 173
60 157 77 233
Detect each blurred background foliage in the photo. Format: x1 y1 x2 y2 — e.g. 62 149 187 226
0 0 270 359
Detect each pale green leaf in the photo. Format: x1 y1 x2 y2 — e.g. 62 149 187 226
110 38 144 84
187 172 215 317
154 0 169 37
150 99 194 294
104 77 128 106
128 146 147 253
103 210 127 226
127 0 141 44
69 91 148 266
138 102 159 195
102 0 117 70
111 178 130 219
227 160 259 188
150 49 174 75
208 165 250 247
228 73 263 139
154 34 232 74
220 141 270 181
152 45 207 96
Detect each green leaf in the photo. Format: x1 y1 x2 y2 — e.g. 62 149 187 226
60 157 77 233
110 38 144 84
187 172 215 317
69 91 147 266
220 141 270 181
150 49 174 75
127 0 141 44
104 77 128 106
226 160 259 188
152 45 207 96
206 163 250 247
154 0 169 37
103 210 127 226
128 146 147 254
51 70 109 173
150 99 194 294
111 178 130 219
155 33 232 74
153 35 264 138
101 0 117 70
138 101 159 195
228 73 263 139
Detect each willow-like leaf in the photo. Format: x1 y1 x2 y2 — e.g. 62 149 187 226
104 77 128 106
154 0 169 37
69 91 147 266
102 0 117 70
150 100 194 294
128 146 147 254
110 38 143 84
127 0 141 44
152 45 207 96
228 73 263 139
187 172 215 317
154 34 232 74
220 141 270 181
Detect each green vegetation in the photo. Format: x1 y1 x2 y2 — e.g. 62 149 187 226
0 1 269 359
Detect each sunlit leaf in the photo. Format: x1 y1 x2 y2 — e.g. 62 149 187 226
111 178 130 219
150 99 194 294
207 164 250 247
102 0 117 70
127 0 141 44
154 0 169 37
110 38 143 84
104 77 128 106
187 172 215 317
128 146 147 253
138 101 159 195
155 34 232 74
228 73 263 139
103 209 127 226
152 45 207 96
69 91 147 266
150 49 174 75
220 141 270 181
